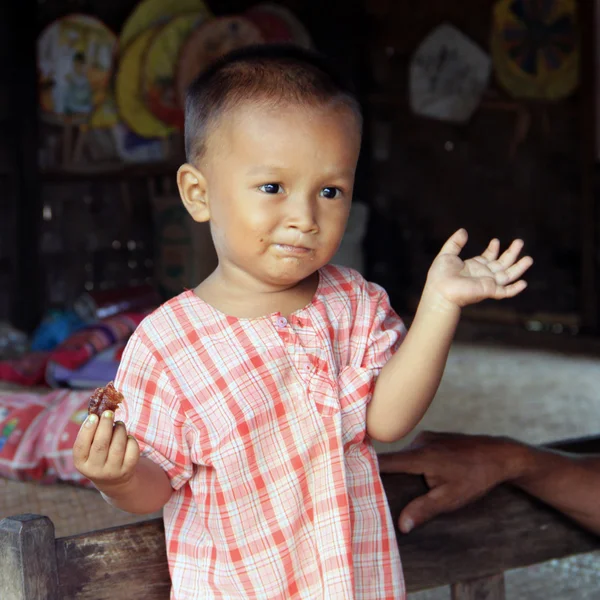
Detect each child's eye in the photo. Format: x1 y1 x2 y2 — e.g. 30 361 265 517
320 187 342 199
258 183 283 194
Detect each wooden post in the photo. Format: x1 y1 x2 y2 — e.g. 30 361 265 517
451 573 506 600
0 514 59 600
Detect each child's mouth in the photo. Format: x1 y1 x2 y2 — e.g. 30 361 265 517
274 244 312 255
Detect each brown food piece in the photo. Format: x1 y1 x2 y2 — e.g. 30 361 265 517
88 382 124 416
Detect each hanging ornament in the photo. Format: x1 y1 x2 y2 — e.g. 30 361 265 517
410 23 491 123
491 0 579 100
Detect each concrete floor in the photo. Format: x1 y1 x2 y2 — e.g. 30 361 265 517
373 342 600 600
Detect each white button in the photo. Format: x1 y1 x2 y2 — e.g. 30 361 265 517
275 316 288 328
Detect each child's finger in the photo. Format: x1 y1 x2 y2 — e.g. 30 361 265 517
73 413 99 463
105 422 129 470
87 410 117 467
437 229 468 257
496 239 524 268
479 238 500 263
497 279 527 299
122 435 140 473
502 255 533 283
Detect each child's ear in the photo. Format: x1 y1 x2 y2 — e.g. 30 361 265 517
177 163 210 223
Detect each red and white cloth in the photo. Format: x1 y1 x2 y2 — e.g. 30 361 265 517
115 264 407 599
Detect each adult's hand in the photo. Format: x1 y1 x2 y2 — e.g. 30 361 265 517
378 431 521 533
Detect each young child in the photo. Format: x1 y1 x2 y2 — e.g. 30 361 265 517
73 45 533 599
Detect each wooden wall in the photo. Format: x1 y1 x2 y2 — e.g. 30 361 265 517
23 0 368 331
0 2 40 332
1 0 596 334
362 0 596 331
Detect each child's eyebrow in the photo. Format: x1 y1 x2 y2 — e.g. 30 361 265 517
246 165 356 179
246 165 287 176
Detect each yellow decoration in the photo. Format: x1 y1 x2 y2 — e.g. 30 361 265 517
491 0 579 100
37 14 117 125
120 0 211 50
115 28 173 138
142 12 209 129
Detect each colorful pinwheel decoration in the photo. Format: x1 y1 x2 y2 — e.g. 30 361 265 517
491 0 579 100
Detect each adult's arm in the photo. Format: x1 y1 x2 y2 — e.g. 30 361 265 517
377 431 600 535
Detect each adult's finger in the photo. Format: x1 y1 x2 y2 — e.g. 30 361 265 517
378 448 428 474
398 484 456 533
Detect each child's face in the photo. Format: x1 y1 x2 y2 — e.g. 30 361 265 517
197 102 361 289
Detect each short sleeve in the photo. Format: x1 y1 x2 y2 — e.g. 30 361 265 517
114 332 193 490
360 281 407 374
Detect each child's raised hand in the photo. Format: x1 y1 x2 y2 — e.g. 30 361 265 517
73 409 140 491
425 229 533 309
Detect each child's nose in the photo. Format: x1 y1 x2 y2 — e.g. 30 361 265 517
286 197 318 234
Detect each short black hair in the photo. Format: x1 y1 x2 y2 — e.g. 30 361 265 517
184 44 362 164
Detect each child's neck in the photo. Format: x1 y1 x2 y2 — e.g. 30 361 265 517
194 270 320 319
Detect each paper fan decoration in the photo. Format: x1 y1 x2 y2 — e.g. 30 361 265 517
37 14 117 125
111 122 167 163
244 6 296 44
88 89 119 129
120 0 212 50
142 12 209 129
410 24 491 123
245 4 312 48
176 16 264 108
491 0 579 100
115 28 173 138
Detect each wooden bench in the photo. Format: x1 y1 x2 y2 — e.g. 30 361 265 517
2 435 599 599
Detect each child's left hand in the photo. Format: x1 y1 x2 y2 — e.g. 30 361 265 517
425 229 533 309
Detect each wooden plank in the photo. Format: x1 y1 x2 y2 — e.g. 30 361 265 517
547 434 600 454
55 519 171 600
578 0 598 331
451 574 506 600
3 436 597 597
384 473 600 592
48 469 600 596
0 514 59 600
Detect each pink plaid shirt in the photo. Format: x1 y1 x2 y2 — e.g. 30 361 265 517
115 265 406 599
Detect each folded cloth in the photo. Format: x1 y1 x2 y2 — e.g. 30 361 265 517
0 352 51 387
0 390 63 481
0 311 151 387
46 343 125 389
47 311 148 371
36 389 95 487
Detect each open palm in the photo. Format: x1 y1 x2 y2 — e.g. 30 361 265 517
427 229 533 308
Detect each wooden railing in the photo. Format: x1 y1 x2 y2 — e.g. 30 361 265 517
1 435 599 599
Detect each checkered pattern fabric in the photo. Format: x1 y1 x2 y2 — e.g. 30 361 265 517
115 265 406 599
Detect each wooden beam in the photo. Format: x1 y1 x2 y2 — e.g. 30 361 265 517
547 433 600 454
1 436 598 598
384 472 599 591
451 574 506 600
55 519 170 600
0 515 59 600
14 470 597 597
